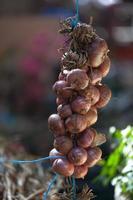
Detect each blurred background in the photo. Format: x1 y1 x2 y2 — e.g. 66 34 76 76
0 0 133 199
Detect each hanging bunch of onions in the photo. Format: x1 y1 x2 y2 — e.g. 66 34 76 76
48 18 111 179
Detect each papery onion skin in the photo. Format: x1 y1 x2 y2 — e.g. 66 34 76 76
91 133 106 147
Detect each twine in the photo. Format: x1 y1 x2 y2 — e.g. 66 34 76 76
72 176 76 200
71 0 79 28
9 156 64 164
43 173 58 200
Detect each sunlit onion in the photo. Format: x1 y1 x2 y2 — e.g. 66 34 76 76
95 84 112 108
52 158 74 177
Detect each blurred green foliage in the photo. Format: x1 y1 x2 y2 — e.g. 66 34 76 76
98 126 133 198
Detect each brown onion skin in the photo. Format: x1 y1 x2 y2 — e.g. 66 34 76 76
77 128 96 148
48 114 65 136
65 114 88 134
68 147 87 166
95 84 112 108
79 85 100 105
88 68 102 85
66 69 89 90
52 158 74 177
57 104 72 119
49 148 64 163
73 165 88 179
85 109 98 126
53 80 72 98
91 133 106 147
54 136 73 155
85 147 102 168
71 96 91 115
99 56 111 77
88 37 108 68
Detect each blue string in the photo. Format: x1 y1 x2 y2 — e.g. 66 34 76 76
43 173 58 200
76 0 79 22
71 0 79 28
72 176 76 200
0 156 65 165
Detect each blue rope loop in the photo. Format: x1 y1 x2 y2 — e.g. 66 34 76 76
10 156 65 164
72 176 76 200
43 173 58 200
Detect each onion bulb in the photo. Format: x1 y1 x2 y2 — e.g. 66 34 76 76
52 158 74 177
54 136 73 155
85 109 98 126
68 147 87 166
88 68 102 85
73 165 88 179
53 80 72 98
48 114 65 136
66 69 89 90
88 37 108 68
79 85 100 105
95 84 112 108
65 114 87 134
85 147 102 167
71 96 91 115
57 104 72 119
77 128 96 148
99 56 111 77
